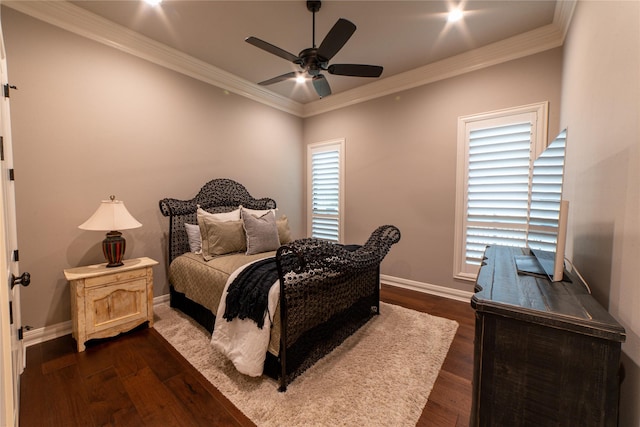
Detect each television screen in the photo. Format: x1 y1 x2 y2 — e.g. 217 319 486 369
515 129 569 282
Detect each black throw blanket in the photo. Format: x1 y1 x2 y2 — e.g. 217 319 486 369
223 257 279 329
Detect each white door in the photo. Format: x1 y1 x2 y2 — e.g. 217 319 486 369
0 13 24 427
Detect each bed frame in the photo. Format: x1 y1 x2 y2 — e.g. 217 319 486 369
159 178 400 391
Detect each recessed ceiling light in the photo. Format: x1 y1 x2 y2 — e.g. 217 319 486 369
448 8 464 23
144 0 162 6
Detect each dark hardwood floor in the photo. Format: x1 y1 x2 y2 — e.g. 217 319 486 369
20 285 475 426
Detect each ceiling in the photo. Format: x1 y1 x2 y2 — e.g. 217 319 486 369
7 0 569 115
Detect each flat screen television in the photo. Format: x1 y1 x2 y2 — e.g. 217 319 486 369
515 129 569 282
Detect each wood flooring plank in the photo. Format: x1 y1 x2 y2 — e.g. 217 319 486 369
19 344 48 427
441 331 474 379
150 327 256 426
164 371 247 426
121 366 200 427
76 341 128 379
84 367 144 426
45 364 96 427
41 352 77 375
39 334 76 363
418 399 461 426
129 329 186 381
112 346 150 381
426 370 473 422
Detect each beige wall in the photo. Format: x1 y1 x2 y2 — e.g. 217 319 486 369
560 1 640 424
3 8 304 328
304 48 563 292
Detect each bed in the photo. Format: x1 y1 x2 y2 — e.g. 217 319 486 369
159 178 400 391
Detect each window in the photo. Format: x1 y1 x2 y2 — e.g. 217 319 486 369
454 103 548 280
307 139 344 242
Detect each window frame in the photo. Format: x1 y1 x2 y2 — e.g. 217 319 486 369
307 138 345 242
453 102 548 281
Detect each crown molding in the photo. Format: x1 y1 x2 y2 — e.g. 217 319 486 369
3 1 305 117
304 1 574 117
302 23 564 117
553 0 577 42
4 0 574 119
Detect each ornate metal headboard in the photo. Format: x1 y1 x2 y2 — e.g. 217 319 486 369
158 178 276 263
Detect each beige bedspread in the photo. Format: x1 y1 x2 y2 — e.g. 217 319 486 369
168 251 281 354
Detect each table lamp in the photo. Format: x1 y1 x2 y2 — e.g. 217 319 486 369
78 195 142 267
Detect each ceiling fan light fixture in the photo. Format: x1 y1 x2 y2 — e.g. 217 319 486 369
144 0 162 6
245 0 383 98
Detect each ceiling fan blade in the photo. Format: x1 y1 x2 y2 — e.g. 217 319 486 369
317 18 356 60
328 64 383 78
245 36 300 63
312 74 332 98
258 72 298 86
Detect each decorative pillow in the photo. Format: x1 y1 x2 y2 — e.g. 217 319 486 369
197 207 240 222
199 217 247 260
184 223 202 253
242 209 281 255
239 205 277 218
196 207 243 259
276 215 292 244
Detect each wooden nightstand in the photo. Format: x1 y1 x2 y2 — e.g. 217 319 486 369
64 257 158 352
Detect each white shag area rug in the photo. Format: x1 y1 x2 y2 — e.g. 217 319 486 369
154 302 458 427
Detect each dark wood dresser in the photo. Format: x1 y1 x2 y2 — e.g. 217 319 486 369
471 245 626 426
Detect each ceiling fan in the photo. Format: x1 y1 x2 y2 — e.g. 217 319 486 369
246 0 383 98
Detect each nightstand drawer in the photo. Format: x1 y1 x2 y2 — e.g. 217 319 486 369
85 268 146 288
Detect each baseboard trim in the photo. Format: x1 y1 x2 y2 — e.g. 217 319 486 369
23 280 471 347
23 320 73 348
381 274 474 303
154 294 171 306
23 294 172 348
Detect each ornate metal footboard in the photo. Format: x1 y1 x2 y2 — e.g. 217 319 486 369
275 225 401 391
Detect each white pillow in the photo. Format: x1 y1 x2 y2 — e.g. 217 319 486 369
197 207 241 222
184 223 202 253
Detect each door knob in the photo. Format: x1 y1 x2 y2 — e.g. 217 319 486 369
10 272 30 289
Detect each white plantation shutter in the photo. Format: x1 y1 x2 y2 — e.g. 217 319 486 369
308 139 344 242
454 103 548 280
465 122 533 264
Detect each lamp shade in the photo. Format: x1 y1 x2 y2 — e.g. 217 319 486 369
78 196 142 231
78 196 142 268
